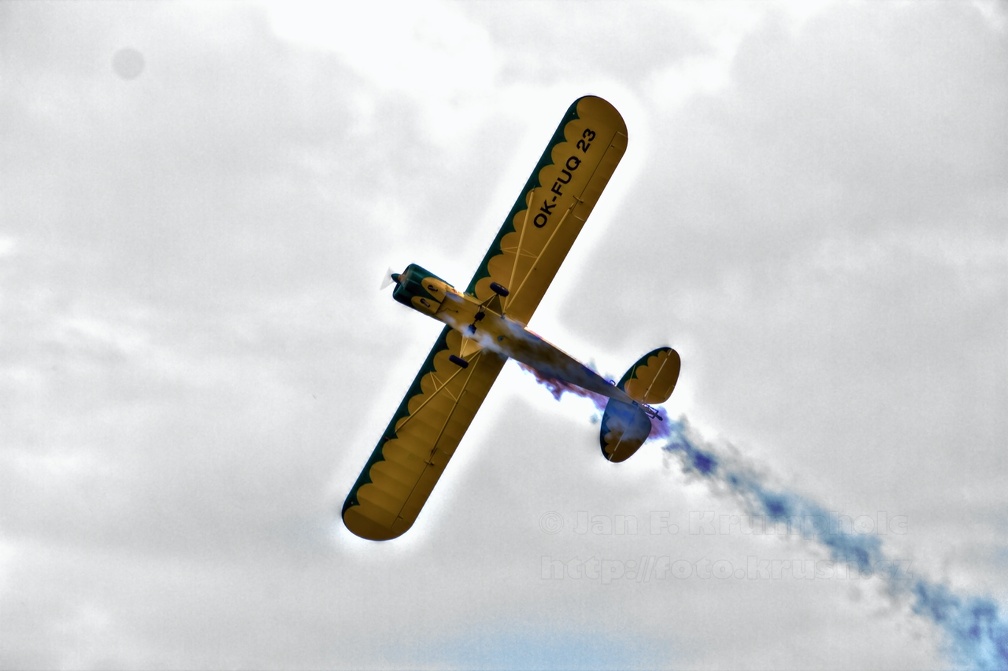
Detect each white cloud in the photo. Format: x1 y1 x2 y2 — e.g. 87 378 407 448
267 1 500 144
1 1 1005 669
973 0 1007 32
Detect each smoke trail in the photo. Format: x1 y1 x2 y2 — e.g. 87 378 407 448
518 366 1008 668
662 418 1008 669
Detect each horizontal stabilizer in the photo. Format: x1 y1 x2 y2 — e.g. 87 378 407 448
618 347 680 405
599 399 651 462
599 346 680 462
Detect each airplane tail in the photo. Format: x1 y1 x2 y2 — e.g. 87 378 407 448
600 347 680 462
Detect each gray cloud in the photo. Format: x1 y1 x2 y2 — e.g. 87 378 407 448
1 1 1005 669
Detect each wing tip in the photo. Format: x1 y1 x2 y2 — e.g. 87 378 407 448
342 502 414 542
573 95 628 135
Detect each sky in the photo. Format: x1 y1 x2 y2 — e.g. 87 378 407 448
1 1 1006 669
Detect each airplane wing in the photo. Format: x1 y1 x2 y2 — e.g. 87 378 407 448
342 326 506 540
466 95 628 325
344 96 626 541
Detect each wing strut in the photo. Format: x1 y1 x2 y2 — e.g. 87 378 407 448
504 197 583 316
506 188 537 304
395 352 476 432
396 350 490 523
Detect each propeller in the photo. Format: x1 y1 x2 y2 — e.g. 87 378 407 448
379 266 398 290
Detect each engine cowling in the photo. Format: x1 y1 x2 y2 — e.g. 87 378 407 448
391 263 455 316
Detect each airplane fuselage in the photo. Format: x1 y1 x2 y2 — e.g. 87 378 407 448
390 263 634 405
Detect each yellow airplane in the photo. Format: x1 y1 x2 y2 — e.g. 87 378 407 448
343 96 680 541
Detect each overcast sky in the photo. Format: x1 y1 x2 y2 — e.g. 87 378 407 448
2 1 1006 669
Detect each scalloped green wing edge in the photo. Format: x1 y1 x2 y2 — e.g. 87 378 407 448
617 347 681 405
464 95 628 325
342 326 506 540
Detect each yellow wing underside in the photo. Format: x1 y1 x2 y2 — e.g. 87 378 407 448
468 96 628 325
343 97 627 540
343 327 506 540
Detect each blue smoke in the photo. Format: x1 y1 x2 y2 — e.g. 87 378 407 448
663 417 1008 670
518 361 1008 666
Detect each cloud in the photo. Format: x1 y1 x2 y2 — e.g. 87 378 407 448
1 1 1005 669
